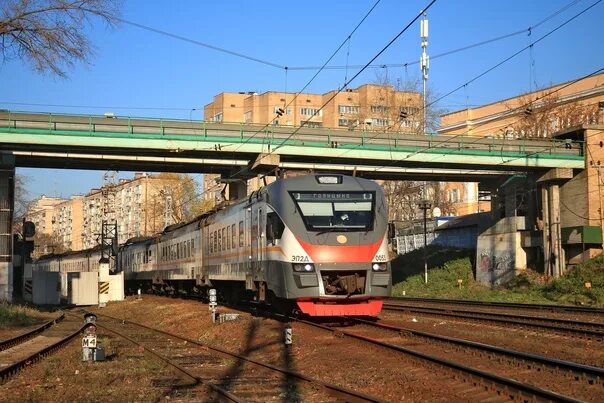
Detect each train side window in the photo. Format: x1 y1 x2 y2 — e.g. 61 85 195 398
214 231 217 253
218 229 222 252
191 238 195 255
231 224 236 249
266 212 285 245
227 225 231 250
239 221 244 247
210 232 214 253
222 228 226 251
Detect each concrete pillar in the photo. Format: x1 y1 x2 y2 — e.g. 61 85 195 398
541 186 551 276
504 185 516 217
227 180 248 201
0 157 15 301
548 184 565 277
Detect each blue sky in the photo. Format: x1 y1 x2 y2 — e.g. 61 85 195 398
3 0 603 200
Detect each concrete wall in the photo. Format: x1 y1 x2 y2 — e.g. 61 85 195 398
0 165 14 301
476 217 527 287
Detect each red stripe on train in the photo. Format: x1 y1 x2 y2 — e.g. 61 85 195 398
297 300 383 316
296 237 382 263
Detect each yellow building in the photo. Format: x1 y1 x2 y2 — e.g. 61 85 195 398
26 196 66 236
204 84 422 130
439 73 604 137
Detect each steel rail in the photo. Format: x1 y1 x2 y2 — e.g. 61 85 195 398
293 317 581 403
92 312 384 403
0 322 85 383
382 304 604 339
92 321 243 402
353 317 604 388
0 313 65 352
388 296 604 315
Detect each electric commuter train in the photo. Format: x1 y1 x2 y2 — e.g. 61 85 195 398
36 174 393 316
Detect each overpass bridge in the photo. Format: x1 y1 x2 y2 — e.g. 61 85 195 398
0 111 585 183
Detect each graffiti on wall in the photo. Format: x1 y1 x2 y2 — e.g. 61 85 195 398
477 250 515 286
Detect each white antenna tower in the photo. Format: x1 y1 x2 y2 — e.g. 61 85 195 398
420 13 429 136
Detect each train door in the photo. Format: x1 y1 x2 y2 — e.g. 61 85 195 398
258 207 265 263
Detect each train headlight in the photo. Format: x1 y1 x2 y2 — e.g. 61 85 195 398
372 263 387 272
293 263 315 272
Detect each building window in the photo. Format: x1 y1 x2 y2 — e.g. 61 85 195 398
371 118 389 126
213 112 223 122
303 121 323 128
448 189 460 203
244 111 252 123
338 105 359 114
338 118 350 127
300 107 322 117
371 105 389 114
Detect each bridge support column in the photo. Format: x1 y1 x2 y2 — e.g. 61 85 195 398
227 180 248 201
0 154 15 301
548 184 563 278
541 186 551 276
537 168 572 278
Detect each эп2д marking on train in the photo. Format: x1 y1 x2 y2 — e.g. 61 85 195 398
35 174 393 316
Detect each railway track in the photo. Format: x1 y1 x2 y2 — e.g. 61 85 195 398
289 315 584 402
0 313 85 383
388 297 604 315
352 317 604 401
383 303 604 340
84 311 384 402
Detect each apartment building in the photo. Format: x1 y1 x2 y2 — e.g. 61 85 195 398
204 84 422 130
26 196 66 236
27 173 182 252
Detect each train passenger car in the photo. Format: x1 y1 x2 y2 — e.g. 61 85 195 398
120 236 155 292
201 174 392 316
122 221 202 294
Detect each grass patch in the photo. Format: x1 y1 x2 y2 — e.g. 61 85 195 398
0 302 38 327
391 250 604 307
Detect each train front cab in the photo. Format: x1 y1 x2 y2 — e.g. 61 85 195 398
263 175 392 316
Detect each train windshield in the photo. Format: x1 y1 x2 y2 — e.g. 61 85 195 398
290 192 375 231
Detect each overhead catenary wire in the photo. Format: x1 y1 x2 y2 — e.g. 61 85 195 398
285 0 583 71
4 1 586 116
225 0 383 156
114 0 435 218
115 17 286 70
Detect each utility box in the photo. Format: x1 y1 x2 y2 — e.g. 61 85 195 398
32 271 60 305
108 272 125 302
68 272 99 306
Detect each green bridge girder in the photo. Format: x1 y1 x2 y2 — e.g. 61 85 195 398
0 111 585 179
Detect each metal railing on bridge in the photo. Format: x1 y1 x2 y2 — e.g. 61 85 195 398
0 110 584 159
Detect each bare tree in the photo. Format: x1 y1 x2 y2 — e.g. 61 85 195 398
509 91 599 138
156 173 211 224
0 0 121 77
13 173 29 224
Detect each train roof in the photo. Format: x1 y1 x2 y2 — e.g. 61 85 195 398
36 244 103 261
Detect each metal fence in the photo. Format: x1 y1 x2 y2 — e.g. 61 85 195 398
395 227 478 255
